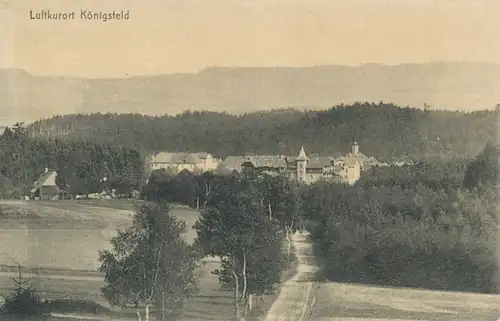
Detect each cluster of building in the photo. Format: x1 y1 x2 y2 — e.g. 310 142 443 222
147 142 380 185
29 142 380 200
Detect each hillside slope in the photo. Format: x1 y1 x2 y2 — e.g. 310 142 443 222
1 62 499 125
26 103 498 161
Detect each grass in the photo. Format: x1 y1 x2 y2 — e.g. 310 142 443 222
310 281 500 321
0 200 202 270
0 200 234 321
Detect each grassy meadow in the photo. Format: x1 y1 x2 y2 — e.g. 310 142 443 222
310 282 500 321
0 200 133 271
0 200 234 321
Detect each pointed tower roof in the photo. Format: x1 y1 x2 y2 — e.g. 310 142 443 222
296 145 308 161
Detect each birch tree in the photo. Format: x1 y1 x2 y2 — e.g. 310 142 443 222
194 182 284 321
276 179 302 258
260 174 303 258
98 202 198 321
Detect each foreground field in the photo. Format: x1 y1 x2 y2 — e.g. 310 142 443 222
310 282 500 321
258 231 500 321
0 200 201 270
0 200 233 321
0 200 133 270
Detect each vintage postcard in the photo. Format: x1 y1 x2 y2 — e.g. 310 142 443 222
0 1 499 320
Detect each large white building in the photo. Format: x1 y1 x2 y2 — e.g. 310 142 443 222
146 152 220 174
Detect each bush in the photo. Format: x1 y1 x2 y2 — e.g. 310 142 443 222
1 273 49 320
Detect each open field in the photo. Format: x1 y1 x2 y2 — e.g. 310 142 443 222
0 200 133 270
0 200 234 321
0 200 201 269
0 260 233 321
259 232 500 321
310 282 500 321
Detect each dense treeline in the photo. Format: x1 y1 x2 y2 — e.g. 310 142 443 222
463 142 500 192
0 123 144 198
359 159 469 190
28 102 498 161
144 143 500 294
304 143 499 293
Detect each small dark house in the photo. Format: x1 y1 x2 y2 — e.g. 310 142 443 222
30 168 60 200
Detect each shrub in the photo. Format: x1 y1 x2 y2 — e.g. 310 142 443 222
1 271 49 320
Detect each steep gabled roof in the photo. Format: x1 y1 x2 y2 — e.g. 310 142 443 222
296 145 308 161
31 169 57 193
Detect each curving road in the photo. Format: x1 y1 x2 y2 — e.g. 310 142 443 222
263 231 318 321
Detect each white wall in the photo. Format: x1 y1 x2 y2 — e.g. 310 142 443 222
345 162 361 185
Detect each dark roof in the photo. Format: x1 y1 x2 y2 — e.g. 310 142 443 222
152 152 206 164
223 154 355 170
307 157 337 168
242 155 289 168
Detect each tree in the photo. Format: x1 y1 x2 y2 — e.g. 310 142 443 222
20 103 498 162
98 202 198 321
141 170 174 202
258 174 303 258
194 178 286 321
1 265 49 320
275 177 303 258
255 174 304 256
463 142 500 191
198 171 215 209
173 170 196 205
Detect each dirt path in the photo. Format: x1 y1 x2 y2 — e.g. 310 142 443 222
263 232 317 321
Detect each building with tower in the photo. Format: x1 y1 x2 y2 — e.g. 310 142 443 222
220 141 373 185
296 146 308 183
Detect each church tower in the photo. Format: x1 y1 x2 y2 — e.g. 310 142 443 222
296 145 308 183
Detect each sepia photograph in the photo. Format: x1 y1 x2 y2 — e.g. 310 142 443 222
0 0 499 320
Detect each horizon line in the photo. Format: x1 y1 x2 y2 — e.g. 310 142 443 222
1 60 497 80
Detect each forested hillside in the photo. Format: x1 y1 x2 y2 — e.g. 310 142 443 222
0 123 144 198
28 102 497 161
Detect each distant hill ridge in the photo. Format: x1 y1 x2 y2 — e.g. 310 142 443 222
0 62 499 125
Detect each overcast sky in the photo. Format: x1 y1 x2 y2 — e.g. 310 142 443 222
0 0 499 78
